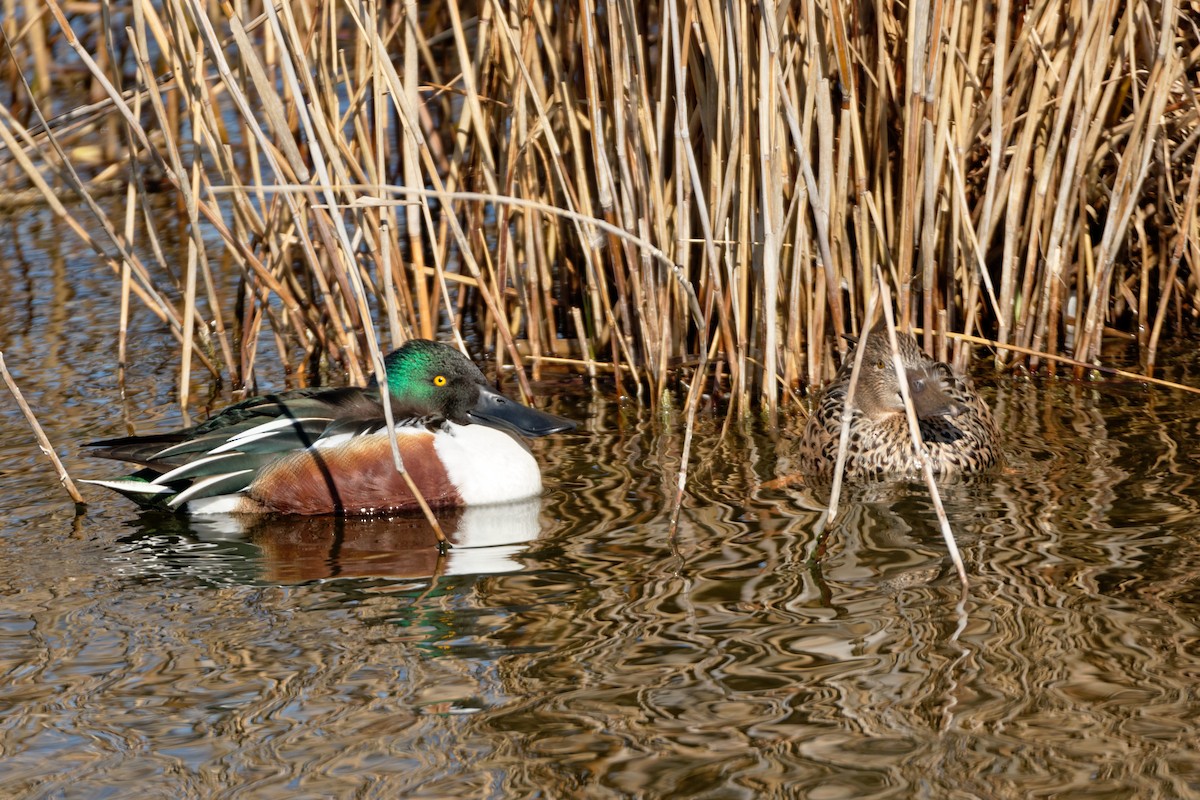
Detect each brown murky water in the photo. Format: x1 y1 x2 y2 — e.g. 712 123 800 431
3 207 1200 798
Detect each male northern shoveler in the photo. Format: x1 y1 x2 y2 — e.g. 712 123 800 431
85 340 575 515
799 322 999 478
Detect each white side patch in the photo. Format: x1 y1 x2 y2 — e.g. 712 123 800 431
433 423 543 506
184 495 250 516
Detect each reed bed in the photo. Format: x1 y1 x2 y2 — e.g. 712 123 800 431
1 0 1197 415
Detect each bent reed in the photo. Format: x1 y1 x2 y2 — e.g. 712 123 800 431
1 0 1197 415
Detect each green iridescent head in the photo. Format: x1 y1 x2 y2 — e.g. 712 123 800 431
369 340 489 423
368 339 575 436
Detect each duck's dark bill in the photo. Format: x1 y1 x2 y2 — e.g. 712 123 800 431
907 366 965 420
468 386 576 437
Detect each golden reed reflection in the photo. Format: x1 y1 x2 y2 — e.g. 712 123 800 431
443 378 1200 798
7 356 1200 797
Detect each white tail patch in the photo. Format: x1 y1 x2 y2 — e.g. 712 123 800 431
81 478 174 496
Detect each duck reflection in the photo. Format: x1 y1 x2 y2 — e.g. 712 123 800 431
118 498 545 584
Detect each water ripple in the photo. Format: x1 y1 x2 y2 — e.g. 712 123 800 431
6 265 1200 796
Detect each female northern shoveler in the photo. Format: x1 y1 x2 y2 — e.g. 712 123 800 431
85 340 575 515
799 323 999 478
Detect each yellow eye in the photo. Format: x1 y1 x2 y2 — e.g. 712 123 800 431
433 375 447 387
875 360 886 369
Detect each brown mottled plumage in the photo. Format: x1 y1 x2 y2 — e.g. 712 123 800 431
799 324 999 479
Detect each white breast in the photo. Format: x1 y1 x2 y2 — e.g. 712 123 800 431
433 423 544 505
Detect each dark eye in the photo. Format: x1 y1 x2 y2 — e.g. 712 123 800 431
433 375 447 387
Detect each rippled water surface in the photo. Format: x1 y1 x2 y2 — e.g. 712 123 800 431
4 211 1200 798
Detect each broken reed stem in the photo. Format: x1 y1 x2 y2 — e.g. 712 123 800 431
827 289 880 520
0 352 86 507
912 328 1200 397
878 274 968 588
668 290 717 536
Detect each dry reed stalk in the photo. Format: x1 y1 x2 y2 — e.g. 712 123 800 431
877 278 967 588
0 0 1194 422
1148 136 1200 369
826 289 880 520
915 328 1200 397
0 352 85 507
0 42 208 372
